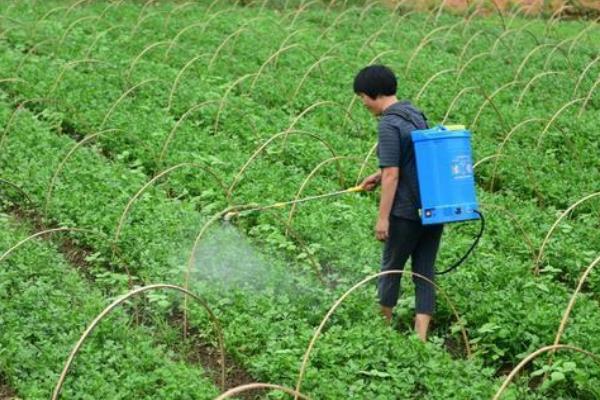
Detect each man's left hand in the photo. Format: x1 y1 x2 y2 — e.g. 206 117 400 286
375 217 389 242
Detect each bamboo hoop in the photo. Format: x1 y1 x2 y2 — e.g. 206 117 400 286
416 69 456 101
57 16 102 48
514 43 554 80
489 118 545 192
536 98 584 148
213 73 257 135
0 227 97 264
44 129 120 216
113 162 227 250
227 129 339 200
572 55 600 96
125 41 170 84
534 192 600 273
294 269 471 400
516 71 565 108
47 59 106 97
99 78 160 130
354 142 378 186
51 284 226 400
578 75 600 117
471 81 520 131
0 178 32 205
479 202 536 264
442 86 479 125
158 101 219 165
545 255 600 373
166 52 209 112
492 344 600 400
214 383 312 400
286 156 357 232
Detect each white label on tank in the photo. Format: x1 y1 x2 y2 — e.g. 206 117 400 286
451 155 473 180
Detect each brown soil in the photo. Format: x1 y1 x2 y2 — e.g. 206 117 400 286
170 312 264 400
0 375 17 400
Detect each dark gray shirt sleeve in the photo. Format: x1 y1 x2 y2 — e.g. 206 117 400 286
377 118 400 168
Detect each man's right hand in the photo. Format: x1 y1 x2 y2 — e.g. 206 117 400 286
360 172 381 191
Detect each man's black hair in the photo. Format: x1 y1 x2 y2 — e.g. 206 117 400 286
353 65 397 99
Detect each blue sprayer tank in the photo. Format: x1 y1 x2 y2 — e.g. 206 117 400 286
411 125 479 225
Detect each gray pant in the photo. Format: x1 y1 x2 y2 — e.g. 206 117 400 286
379 216 443 315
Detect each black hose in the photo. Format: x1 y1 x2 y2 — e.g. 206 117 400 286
437 210 485 275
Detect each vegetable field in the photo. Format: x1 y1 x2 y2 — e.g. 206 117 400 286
0 0 599 399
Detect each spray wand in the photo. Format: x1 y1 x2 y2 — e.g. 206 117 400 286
224 185 364 221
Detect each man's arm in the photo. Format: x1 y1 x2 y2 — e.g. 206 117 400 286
376 166 399 241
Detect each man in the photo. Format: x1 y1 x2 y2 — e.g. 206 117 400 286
355 65 444 342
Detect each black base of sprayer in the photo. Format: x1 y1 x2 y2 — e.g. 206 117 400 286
438 210 485 275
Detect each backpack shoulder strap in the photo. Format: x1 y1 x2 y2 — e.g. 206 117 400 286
384 105 428 130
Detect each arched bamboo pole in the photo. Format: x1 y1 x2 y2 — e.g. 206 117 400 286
124 40 170 84
492 344 600 400
158 101 219 165
473 154 503 170
113 163 227 249
442 86 479 125
415 68 456 101
63 0 89 19
317 7 355 42
249 43 301 90
227 129 339 199
391 10 417 39
578 75 600 117
358 0 379 24
457 51 491 80
15 38 56 73
57 15 102 48
294 269 471 400
514 43 554 80
354 142 378 186
83 25 123 59
536 98 584 148
479 202 536 263
357 20 393 57
98 1 124 20
166 52 209 112
490 21 537 53
489 118 545 192
405 25 453 75
163 2 195 30
207 26 248 70
543 4 572 37
164 9 234 58
566 17 600 59
0 97 81 151
182 205 247 336
572 55 600 96
516 71 565 108
47 59 106 97
542 37 573 72
0 178 32 205
290 55 336 104
287 0 319 28
471 81 520 131
214 73 257 135
51 284 226 400
44 129 120 216
214 383 312 400
0 227 97 264
545 255 600 372
457 30 485 66
99 78 160 130
129 10 169 38
36 6 68 23
534 192 600 273
286 156 356 232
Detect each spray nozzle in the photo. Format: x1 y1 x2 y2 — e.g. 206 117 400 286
347 185 364 193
